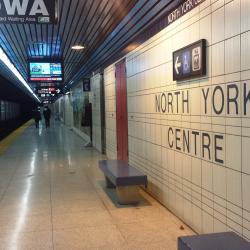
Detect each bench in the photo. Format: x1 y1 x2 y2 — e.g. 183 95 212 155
178 232 250 250
99 160 147 205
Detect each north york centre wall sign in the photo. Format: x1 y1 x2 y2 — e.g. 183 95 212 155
0 0 57 24
173 39 206 81
167 0 206 25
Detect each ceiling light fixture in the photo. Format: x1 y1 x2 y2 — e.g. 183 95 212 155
71 45 85 50
0 47 40 102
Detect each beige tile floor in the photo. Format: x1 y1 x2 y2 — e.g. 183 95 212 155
0 122 194 250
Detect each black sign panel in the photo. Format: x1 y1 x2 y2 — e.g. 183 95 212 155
173 39 206 81
83 78 91 92
35 87 62 99
38 93 57 98
0 0 57 24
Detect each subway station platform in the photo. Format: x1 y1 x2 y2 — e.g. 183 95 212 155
0 121 193 250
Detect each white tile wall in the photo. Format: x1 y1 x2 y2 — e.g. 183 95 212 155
212 42 225 76
56 94 73 127
242 136 250 175
226 168 242 205
91 73 103 153
241 0 250 32
104 65 117 159
241 31 250 71
225 0 240 39
103 0 250 239
213 164 227 199
225 36 241 74
212 6 225 43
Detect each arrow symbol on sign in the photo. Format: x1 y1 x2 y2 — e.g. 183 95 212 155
175 56 181 75
56 89 61 94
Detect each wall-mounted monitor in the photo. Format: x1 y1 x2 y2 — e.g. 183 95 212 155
28 61 63 83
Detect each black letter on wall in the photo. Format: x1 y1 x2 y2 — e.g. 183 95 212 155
176 129 181 151
212 86 224 115
182 90 189 114
175 91 181 113
168 127 174 148
192 131 200 156
168 93 173 113
202 88 210 114
183 129 190 153
227 84 239 115
214 134 224 164
202 133 211 160
244 83 250 116
155 94 161 112
161 93 167 113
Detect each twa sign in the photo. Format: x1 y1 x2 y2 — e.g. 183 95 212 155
0 0 57 24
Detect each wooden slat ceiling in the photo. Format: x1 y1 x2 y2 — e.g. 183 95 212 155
0 0 138 86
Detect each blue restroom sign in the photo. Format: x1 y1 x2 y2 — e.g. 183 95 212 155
173 39 206 81
0 0 57 24
182 51 191 74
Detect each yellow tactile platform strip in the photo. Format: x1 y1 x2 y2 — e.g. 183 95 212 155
0 120 33 155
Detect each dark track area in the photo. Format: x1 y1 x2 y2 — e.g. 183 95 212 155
0 117 31 141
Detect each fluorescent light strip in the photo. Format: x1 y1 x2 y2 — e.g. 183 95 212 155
0 47 40 102
72 45 85 50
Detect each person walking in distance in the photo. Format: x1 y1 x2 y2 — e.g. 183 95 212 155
33 108 41 129
43 106 51 128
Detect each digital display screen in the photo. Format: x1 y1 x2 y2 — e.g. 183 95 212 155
29 62 63 82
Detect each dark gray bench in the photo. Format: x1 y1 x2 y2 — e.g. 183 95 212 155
99 160 147 204
178 232 250 250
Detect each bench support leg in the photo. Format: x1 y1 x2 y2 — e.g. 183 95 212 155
105 177 116 188
116 186 140 205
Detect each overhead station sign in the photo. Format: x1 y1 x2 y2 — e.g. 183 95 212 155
35 87 62 98
0 0 57 24
168 0 206 25
173 39 206 81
